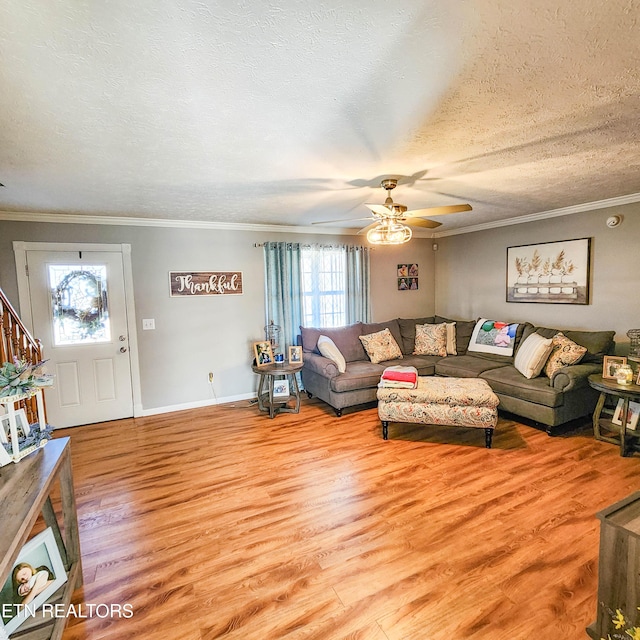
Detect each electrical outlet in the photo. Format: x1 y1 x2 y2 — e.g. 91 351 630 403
208 372 214 383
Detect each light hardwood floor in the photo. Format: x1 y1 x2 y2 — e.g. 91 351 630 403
53 396 638 640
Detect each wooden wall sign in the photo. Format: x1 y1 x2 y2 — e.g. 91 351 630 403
169 272 243 297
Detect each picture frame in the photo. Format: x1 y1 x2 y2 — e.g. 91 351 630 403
253 341 274 367
0 528 68 635
288 346 303 364
273 379 290 398
0 408 30 445
612 399 640 431
603 356 627 380
506 238 591 304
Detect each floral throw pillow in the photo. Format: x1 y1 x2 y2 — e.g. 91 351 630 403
544 332 588 378
359 328 403 364
413 323 447 357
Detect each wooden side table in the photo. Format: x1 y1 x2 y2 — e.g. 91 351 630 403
587 491 640 638
588 374 640 456
251 362 304 418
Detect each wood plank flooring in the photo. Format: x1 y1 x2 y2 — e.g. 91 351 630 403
49 396 639 640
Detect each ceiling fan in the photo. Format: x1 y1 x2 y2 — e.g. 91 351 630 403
313 178 472 244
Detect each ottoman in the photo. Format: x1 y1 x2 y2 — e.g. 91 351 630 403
377 377 499 447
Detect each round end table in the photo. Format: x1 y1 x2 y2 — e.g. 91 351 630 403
588 374 640 457
251 362 304 418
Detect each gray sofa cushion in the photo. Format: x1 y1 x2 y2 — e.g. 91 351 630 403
380 354 439 376
480 366 563 408
520 325 615 364
330 361 385 392
434 355 508 378
397 316 436 354
300 323 367 362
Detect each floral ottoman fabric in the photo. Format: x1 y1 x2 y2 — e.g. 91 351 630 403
377 377 499 429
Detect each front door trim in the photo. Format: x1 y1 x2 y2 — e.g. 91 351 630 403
13 241 143 418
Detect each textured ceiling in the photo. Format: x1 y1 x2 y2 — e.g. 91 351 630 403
1 0 639 234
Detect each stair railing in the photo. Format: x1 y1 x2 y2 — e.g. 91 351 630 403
0 287 46 424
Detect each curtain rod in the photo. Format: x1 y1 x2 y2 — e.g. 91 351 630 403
254 242 371 250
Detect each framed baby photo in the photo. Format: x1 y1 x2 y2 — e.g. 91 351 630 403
253 341 274 367
0 527 67 635
288 346 303 364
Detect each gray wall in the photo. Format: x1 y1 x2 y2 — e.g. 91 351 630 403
0 220 433 411
435 203 640 353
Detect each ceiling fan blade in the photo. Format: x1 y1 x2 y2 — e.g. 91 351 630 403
405 204 472 218
364 203 392 215
312 216 374 225
357 222 382 235
403 217 442 229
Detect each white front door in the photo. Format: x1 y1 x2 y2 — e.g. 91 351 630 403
24 250 134 428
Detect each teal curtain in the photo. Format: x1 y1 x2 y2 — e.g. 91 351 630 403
263 242 303 352
345 245 371 323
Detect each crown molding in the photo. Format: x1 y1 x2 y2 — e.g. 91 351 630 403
432 192 640 238
0 210 364 235
1 191 638 237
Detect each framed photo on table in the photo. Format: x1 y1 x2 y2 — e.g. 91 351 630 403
0 528 67 636
253 341 274 367
612 399 640 431
273 380 290 398
288 346 303 364
602 356 627 380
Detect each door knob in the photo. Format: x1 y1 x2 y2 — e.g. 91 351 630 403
120 347 127 353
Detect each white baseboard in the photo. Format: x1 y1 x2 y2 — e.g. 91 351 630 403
139 392 257 417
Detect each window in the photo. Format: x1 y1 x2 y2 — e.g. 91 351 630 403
300 246 346 328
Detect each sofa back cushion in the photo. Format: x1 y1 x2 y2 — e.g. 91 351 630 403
398 317 436 355
521 325 615 364
300 322 367 362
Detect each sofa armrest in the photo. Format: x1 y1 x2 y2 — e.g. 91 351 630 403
551 362 602 392
302 352 339 379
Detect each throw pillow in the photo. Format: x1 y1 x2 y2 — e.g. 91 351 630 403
445 322 457 355
413 323 447 357
514 332 554 379
359 328 403 364
544 332 588 378
317 335 347 373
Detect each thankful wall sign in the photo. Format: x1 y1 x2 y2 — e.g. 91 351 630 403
169 272 243 297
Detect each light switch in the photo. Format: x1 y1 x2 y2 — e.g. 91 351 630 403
142 319 155 330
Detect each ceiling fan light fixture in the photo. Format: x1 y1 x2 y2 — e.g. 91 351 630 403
366 220 413 245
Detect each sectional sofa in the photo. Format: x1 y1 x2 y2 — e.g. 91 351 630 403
299 316 615 435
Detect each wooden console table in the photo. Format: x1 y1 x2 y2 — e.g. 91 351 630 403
0 438 82 639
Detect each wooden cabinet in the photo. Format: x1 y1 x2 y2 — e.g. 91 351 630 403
587 491 640 638
0 438 82 639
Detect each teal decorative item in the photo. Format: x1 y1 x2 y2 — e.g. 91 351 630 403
0 358 53 397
